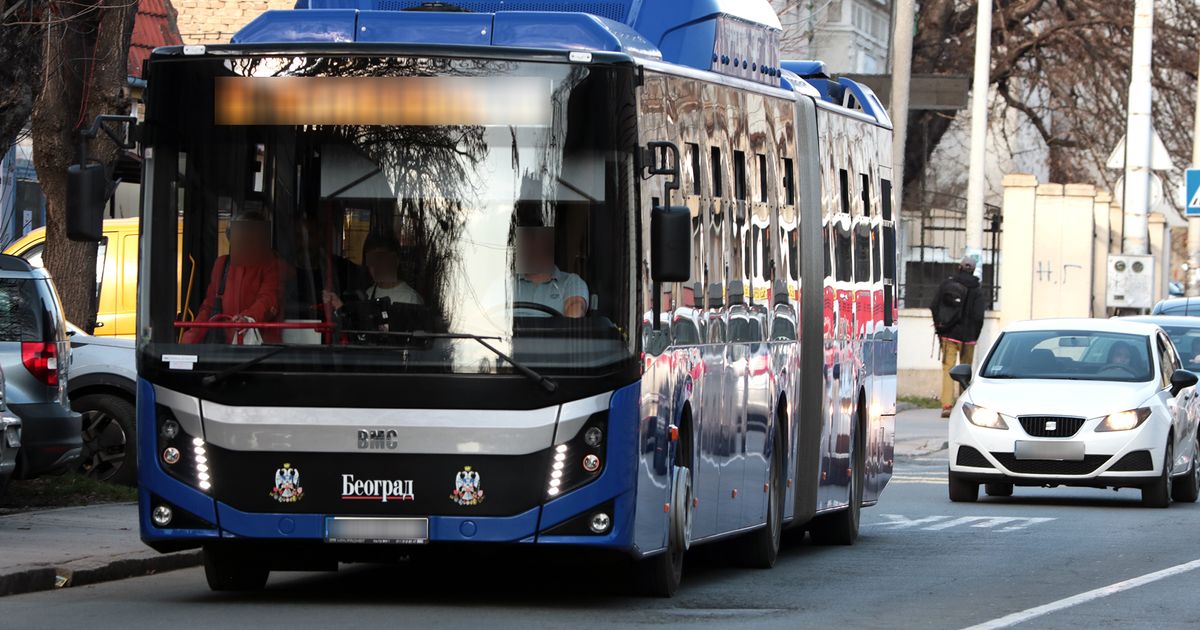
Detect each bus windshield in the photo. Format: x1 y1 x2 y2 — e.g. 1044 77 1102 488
140 55 639 378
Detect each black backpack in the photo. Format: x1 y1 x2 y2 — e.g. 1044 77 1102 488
933 278 969 334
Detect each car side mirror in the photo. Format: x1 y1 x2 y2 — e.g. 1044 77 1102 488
651 206 691 283
949 363 973 389
1170 369 1198 396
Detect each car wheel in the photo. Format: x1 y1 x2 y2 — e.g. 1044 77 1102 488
984 482 1013 497
1170 434 1200 503
75 393 137 486
1142 440 1172 509
203 543 270 592
948 472 979 502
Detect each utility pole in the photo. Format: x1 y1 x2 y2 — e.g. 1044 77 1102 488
963 0 992 276
1122 0 1155 256
890 0 914 214
1188 48 1200 296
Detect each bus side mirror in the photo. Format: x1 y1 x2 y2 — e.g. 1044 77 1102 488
949 363 973 389
651 206 691 283
66 163 108 242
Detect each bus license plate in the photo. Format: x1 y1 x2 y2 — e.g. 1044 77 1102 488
325 517 429 544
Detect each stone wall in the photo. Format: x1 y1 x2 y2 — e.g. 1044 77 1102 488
175 0 294 44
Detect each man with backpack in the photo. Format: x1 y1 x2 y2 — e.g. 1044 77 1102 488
930 256 986 417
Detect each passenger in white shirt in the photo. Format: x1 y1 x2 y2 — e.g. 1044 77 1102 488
324 235 423 311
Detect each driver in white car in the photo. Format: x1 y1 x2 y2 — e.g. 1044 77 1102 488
514 226 588 318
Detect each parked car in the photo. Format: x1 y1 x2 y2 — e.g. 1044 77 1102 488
66 322 137 485
0 366 22 496
1151 297 1200 316
947 318 1200 507
0 255 80 479
5 217 140 338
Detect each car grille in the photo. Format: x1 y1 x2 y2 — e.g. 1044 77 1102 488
991 453 1109 475
1018 416 1086 438
956 446 993 468
1108 450 1154 472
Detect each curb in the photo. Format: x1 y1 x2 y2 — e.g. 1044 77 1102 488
0 550 201 598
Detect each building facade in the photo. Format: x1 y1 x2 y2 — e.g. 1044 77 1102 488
770 0 891 73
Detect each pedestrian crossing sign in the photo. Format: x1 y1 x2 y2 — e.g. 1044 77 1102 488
1188 169 1200 216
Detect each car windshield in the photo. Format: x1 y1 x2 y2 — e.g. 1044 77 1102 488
140 54 638 377
1160 326 1200 372
981 330 1154 383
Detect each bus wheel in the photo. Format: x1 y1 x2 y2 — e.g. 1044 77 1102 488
809 416 863 546
203 543 270 592
637 463 691 597
744 426 783 568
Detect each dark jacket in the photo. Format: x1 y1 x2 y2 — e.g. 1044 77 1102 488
930 270 985 343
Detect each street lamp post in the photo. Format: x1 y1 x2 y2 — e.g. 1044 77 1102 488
963 0 992 276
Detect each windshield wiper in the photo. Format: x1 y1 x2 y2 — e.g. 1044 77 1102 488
201 344 306 387
341 330 558 393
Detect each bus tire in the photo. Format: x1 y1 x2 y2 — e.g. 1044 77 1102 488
809 411 864 546
203 543 270 592
636 463 691 597
743 425 783 568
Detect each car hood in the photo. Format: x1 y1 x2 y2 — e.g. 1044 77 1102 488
968 378 1158 419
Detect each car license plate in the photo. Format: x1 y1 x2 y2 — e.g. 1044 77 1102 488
324 517 429 544
1014 440 1085 461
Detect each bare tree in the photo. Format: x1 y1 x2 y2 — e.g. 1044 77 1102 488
30 0 136 330
908 0 1200 208
0 1 46 154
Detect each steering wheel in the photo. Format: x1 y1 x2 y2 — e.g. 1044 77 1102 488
510 301 565 318
1099 364 1137 376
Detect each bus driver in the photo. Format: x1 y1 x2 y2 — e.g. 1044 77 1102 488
514 226 588 318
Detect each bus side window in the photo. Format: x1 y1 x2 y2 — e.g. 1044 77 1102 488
836 224 852 283
854 224 870 283
881 179 894 221
711 147 723 198
758 154 768 203
839 169 850 215
687 143 701 196
861 174 872 217
872 224 883 283
782 158 795 206
734 151 747 201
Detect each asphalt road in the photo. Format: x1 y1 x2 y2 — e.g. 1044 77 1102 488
6 451 1200 630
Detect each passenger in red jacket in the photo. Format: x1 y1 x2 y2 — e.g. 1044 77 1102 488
183 212 285 344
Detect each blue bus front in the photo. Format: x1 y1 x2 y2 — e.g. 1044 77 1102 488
136 49 649 560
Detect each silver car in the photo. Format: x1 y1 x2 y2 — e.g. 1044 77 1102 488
0 365 23 495
66 323 136 485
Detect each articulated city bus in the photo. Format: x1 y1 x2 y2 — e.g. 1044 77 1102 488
84 0 896 596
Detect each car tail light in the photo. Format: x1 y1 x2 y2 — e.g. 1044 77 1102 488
21 342 59 386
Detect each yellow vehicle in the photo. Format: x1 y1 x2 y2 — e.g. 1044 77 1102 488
5 218 141 338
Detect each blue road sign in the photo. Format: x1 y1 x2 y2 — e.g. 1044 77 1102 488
1188 169 1200 216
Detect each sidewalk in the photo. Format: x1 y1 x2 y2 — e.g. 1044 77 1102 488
0 503 199 597
895 407 949 458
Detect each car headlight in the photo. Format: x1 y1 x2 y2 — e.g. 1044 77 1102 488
962 403 1009 430
1096 408 1152 432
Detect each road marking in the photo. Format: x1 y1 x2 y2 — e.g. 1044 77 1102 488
960 557 1200 630
870 514 1056 532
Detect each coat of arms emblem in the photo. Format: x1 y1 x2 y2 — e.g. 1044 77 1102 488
450 466 484 506
270 463 304 503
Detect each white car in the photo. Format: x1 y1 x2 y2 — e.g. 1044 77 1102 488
947 318 1200 507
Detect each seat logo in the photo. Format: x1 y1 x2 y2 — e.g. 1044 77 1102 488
358 429 399 450
1045 420 1057 432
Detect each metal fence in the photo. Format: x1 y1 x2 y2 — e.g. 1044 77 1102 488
898 190 1002 311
